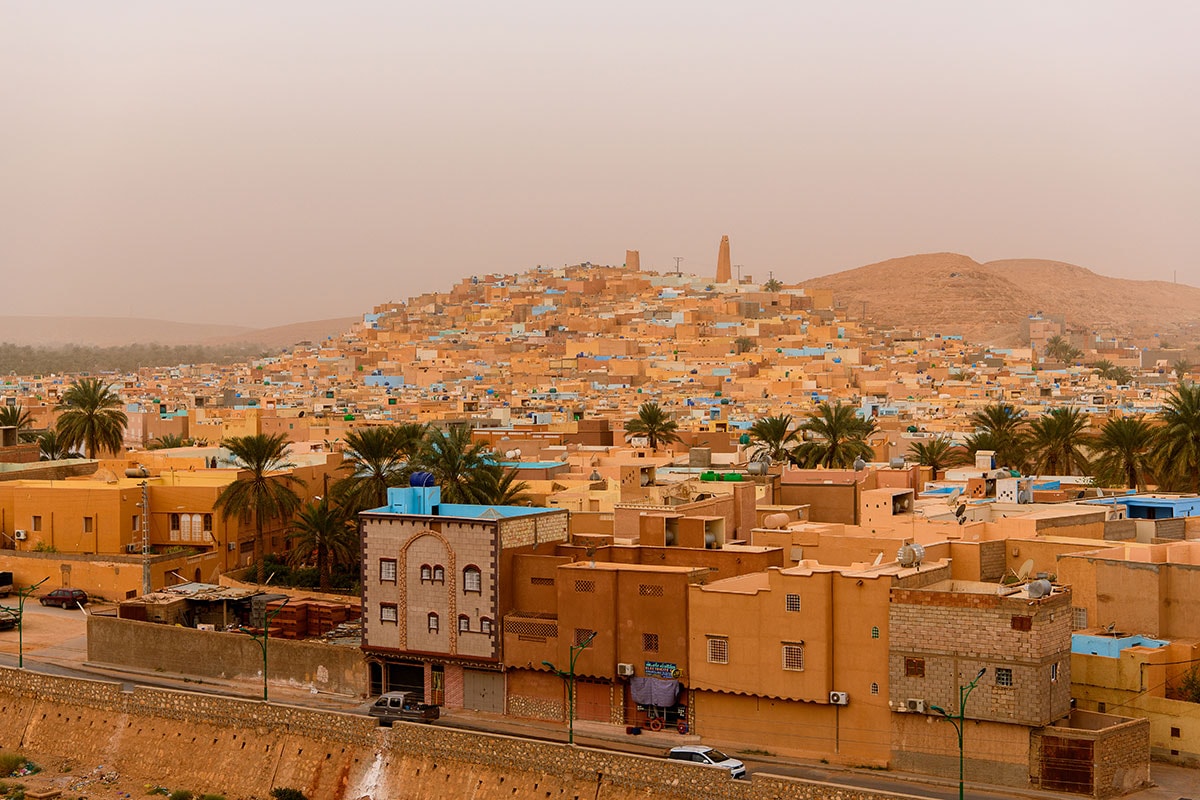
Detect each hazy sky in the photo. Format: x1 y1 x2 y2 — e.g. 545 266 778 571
3 2 1198 327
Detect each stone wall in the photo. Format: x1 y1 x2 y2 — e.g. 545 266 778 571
0 666 931 800
87 614 366 696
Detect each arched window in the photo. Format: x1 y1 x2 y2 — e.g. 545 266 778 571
432 565 445 584
871 626 880 639
420 564 432 583
463 565 482 594
870 682 879 695
427 612 440 633
480 617 492 635
458 615 471 633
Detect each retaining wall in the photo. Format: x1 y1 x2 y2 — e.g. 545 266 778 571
0 667 924 800
87 614 366 696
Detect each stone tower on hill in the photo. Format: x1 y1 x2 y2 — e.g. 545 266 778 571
716 236 731 283
626 250 640 270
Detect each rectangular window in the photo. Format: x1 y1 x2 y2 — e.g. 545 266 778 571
707 637 729 664
782 643 805 671
574 628 596 646
531 576 554 586
132 514 140 532
996 667 1014 687
574 579 595 593
203 513 213 532
1171 726 1181 738
169 513 181 531
1051 662 1059 683
32 515 42 532
642 633 659 653
379 604 398 624
1072 607 1088 630
428 614 440 633
1011 615 1033 632
481 618 492 634
82 516 94 533
379 559 397 582
785 594 802 612
638 583 664 597
905 658 925 678
458 616 470 633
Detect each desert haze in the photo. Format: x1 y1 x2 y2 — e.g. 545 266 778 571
0 315 358 349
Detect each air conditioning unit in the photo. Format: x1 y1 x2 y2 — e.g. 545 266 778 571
829 691 849 706
227 542 236 552
906 698 926 714
14 530 27 541
126 543 139 554
616 663 635 677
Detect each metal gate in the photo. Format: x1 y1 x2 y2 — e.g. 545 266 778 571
575 680 611 722
463 668 505 713
1040 735 1094 794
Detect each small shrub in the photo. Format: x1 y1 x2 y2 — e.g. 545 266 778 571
199 794 226 800
168 791 194 800
146 787 169 796
270 789 308 800
0 753 23 777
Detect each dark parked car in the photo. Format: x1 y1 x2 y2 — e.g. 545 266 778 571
367 691 440 726
0 608 16 631
39 588 88 608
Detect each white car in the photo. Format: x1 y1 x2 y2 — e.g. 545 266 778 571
667 745 747 779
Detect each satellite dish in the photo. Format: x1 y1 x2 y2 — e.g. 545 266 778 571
944 488 963 507
872 552 885 567
954 503 966 519
1016 558 1035 583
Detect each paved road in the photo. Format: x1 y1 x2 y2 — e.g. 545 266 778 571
3 605 1197 800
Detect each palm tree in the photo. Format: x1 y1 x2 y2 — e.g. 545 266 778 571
748 414 799 463
0 405 35 441
214 433 304 584
286 497 358 591
1092 359 1115 378
968 403 1026 469
907 436 968 476
1090 415 1156 490
625 402 681 450
1153 383 1200 493
1174 360 1191 380
36 429 73 460
337 426 409 512
422 424 495 504
1044 335 1067 361
55 377 128 458
147 433 192 450
1026 408 1091 475
763 278 784 292
790 402 877 469
475 464 533 506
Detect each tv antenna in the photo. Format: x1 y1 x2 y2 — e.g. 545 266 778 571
673 256 683 276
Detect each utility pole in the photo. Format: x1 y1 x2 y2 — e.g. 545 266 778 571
673 257 683 277
734 264 743 284
141 480 151 595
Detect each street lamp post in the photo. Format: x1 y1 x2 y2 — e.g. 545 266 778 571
542 630 596 745
0 577 50 669
930 667 987 800
240 597 289 701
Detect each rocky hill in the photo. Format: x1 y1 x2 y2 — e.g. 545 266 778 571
801 253 1200 345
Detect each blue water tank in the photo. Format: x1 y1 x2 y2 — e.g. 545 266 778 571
410 471 436 487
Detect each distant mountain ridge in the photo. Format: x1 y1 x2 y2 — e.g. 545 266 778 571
0 315 358 349
800 253 1200 345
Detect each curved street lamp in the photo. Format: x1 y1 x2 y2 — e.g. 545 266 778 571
0 577 50 668
240 597 289 701
542 630 596 745
930 667 987 800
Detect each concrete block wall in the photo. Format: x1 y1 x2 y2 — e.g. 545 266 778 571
87 614 366 696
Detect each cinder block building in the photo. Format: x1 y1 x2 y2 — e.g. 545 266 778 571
359 484 568 710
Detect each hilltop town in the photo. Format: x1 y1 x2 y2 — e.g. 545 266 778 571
3 246 1200 798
